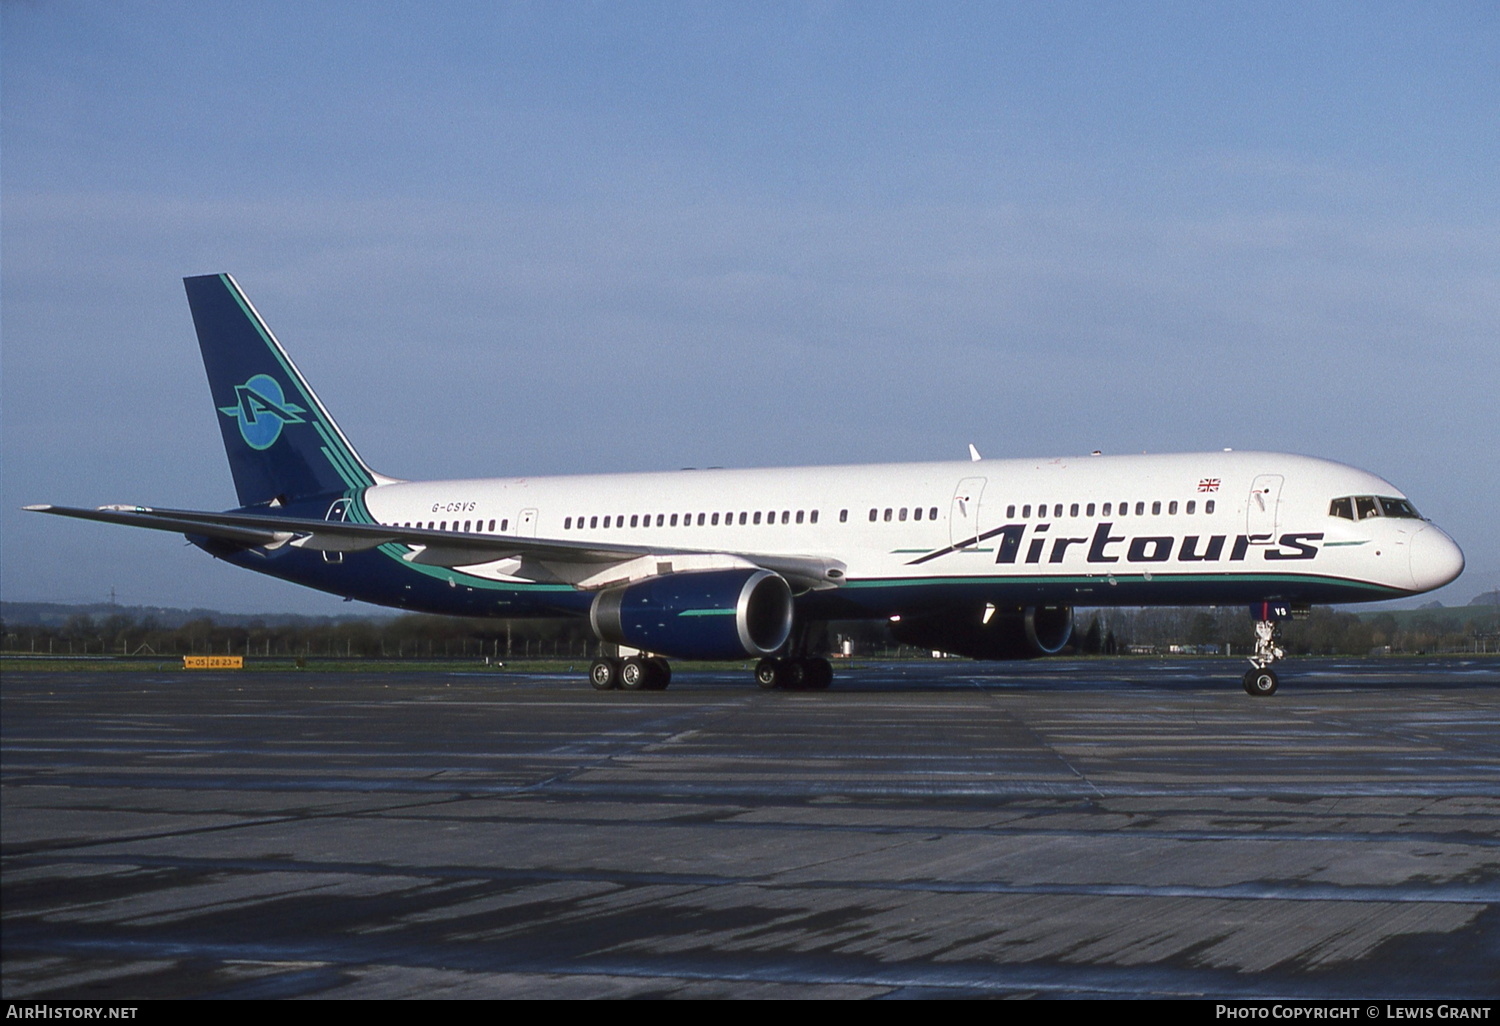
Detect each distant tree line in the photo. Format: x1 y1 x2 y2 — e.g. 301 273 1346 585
1 611 600 659
3 605 1494 660
1074 606 1497 657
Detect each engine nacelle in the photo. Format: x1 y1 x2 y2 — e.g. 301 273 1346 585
890 604 1074 660
589 568 794 661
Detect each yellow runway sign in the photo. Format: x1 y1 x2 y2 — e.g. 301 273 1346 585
183 656 244 669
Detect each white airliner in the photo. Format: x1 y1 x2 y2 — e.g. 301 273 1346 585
28 274 1465 695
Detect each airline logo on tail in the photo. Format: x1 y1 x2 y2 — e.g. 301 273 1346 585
218 374 306 450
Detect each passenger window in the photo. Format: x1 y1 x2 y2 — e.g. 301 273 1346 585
1186 501 1195 515
440 521 447 531
630 515 639 528
708 513 716 526
1117 503 1126 517
1329 497 1354 520
589 516 598 529
869 509 878 522
1205 500 1215 514
781 510 790 524
884 508 893 522
796 510 804 524
839 509 847 523
1356 496 1380 520
913 507 922 521
566 517 573 530
1151 502 1160 515
602 516 611 528
1086 503 1096 516
899 508 907 522
1022 505 1031 518
1054 504 1063 517
1169 501 1178 515
1135 502 1145 516
811 510 819 524
1007 505 1016 517
930 507 938 520
753 512 762 525
1070 503 1079 517
739 512 747 525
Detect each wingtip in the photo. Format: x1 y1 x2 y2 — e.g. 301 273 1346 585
22 504 54 512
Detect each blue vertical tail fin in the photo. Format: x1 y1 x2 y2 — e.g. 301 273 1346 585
184 273 381 508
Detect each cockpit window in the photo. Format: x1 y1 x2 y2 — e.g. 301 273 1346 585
1336 495 1423 521
1377 496 1421 519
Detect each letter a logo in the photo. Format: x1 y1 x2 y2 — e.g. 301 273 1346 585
219 374 307 450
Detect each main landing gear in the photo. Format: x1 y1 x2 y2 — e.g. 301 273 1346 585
588 655 835 691
755 657 834 691
1242 609 1287 697
589 656 671 691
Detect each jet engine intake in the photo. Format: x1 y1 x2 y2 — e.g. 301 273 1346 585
590 568 794 661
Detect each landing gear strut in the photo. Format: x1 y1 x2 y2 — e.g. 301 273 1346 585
1242 606 1287 697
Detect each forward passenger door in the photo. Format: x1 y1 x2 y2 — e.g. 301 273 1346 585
950 477 987 549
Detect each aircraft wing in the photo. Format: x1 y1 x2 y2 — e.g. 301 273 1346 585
24 504 846 591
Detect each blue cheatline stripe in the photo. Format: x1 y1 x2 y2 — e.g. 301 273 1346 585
680 609 737 617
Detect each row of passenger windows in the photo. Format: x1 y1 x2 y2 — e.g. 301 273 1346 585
392 498 1223 536
1007 499 1215 518
1329 495 1420 520
565 509 822 530
869 507 941 522
396 519 508 533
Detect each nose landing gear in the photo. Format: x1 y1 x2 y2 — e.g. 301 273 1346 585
1243 604 1288 696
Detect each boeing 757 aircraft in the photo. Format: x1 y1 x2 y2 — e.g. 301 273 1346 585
28 274 1465 695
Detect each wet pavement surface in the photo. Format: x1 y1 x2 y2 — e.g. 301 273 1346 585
3 658 1498 999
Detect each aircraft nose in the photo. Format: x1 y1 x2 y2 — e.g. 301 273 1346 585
1409 526 1465 593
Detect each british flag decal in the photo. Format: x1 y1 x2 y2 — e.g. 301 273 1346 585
1198 478 1220 492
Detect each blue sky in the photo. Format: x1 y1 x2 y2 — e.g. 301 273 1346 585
3 1 1496 614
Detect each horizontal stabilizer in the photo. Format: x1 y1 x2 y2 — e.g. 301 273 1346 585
23 504 291 548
